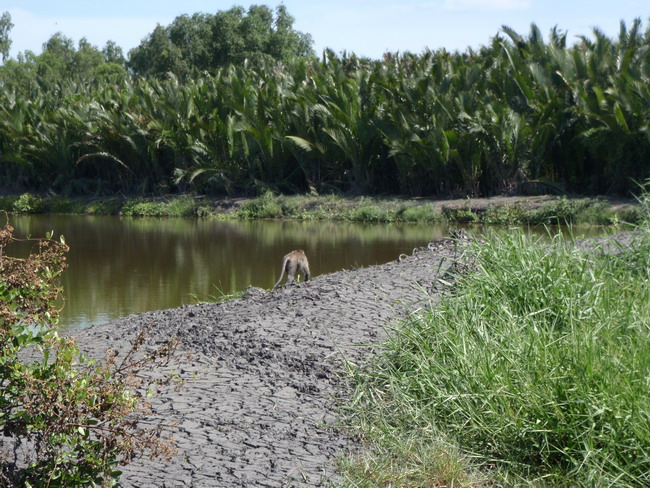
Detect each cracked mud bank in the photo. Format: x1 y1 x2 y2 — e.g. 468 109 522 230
70 231 638 487
71 237 460 487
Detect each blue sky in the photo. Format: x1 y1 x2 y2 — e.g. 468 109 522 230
4 1 650 60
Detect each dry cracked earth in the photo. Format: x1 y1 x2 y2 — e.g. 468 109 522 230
70 237 462 487
67 231 639 487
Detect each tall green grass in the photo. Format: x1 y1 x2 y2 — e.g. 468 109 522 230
119 196 200 217
342 208 650 486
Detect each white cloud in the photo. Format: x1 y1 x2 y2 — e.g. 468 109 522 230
442 0 530 10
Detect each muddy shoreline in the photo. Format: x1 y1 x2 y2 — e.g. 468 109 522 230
69 237 460 487
70 231 638 487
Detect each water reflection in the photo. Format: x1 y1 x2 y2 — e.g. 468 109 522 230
8 215 612 330
8 215 447 329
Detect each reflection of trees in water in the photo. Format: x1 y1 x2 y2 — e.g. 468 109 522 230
9 215 444 329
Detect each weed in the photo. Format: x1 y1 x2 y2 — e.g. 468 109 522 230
237 191 283 219
346 205 395 223
442 206 479 223
526 197 586 225
396 203 442 223
12 193 44 214
120 197 198 217
48 197 85 214
342 217 650 486
618 206 643 224
0 192 639 228
84 198 123 215
482 203 526 224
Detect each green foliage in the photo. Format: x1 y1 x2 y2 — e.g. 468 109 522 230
0 195 17 212
571 200 619 225
120 197 198 217
83 198 123 215
442 207 480 223
344 224 650 486
277 196 310 219
520 197 626 226
346 205 395 223
2 19 650 198
128 5 313 78
395 203 442 223
237 191 283 219
526 197 590 225
338 436 481 488
440 199 628 226
12 193 44 213
618 206 643 225
47 197 86 214
0 191 636 227
0 217 178 486
482 203 526 224
0 11 13 63
0 32 127 91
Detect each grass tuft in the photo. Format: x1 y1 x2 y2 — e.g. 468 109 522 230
396 203 443 223
84 198 123 215
236 190 283 219
120 197 199 217
341 208 650 486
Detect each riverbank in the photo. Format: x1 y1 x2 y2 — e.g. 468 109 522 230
0 191 642 226
67 229 644 487
70 236 461 487
340 229 649 487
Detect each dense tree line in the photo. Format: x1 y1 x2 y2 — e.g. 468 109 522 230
0 5 312 89
128 5 313 78
0 8 649 197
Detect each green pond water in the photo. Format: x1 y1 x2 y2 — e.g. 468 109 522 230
8 215 611 330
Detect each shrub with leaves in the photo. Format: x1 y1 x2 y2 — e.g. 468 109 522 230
11 193 44 214
237 190 283 219
0 214 179 487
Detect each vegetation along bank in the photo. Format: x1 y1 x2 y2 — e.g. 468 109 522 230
0 192 643 227
1 7 650 199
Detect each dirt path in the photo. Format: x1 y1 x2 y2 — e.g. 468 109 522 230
71 238 461 487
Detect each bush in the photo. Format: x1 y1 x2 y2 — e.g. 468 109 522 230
278 197 308 219
84 198 123 215
12 193 44 214
120 197 198 217
0 215 178 486
396 204 441 223
442 206 479 223
482 203 526 224
120 199 165 217
346 205 395 222
573 200 618 225
526 197 587 225
618 206 643 225
237 191 283 219
48 197 86 214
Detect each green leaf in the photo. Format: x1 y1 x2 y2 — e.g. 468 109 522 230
613 103 630 133
285 135 316 152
